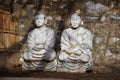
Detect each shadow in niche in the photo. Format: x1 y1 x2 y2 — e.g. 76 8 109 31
0 27 32 71
105 60 120 73
0 70 120 80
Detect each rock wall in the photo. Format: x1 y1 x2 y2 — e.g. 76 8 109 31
0 0 120 73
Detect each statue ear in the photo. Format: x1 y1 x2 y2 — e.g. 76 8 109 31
44 18 47 24
81 21 84 25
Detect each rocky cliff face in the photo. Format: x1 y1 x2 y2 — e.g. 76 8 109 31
0 0 120 73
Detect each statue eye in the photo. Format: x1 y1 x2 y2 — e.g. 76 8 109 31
36 18 39 20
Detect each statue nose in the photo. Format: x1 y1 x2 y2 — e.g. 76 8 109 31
74 19 77 22
38 20 42 23
73 21 77 24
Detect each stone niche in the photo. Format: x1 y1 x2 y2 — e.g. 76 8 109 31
3 21 119 73
2 22 119 74
0 0 120 73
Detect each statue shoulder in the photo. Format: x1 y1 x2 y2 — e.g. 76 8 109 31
81 27 92 34
29 28 38 35
63 28 71 33
45 27 55 33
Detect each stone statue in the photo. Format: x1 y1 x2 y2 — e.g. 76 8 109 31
58 13 93 73
20 13 57 71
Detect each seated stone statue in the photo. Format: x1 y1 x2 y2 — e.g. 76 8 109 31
20 13 57 70
58 13 93 72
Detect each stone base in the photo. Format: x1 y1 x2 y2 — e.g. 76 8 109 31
20 58 92 73
57 61 89 73
21 59 57 71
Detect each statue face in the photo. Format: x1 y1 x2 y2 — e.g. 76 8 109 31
35 14 46 27
70 13 82 28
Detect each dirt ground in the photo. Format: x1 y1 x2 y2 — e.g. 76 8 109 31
0 70 120 80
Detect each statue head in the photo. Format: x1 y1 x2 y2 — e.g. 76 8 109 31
34 13 47 27
70 13 83 29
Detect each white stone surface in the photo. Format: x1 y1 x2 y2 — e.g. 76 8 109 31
20 13 56 71
58 13 93 73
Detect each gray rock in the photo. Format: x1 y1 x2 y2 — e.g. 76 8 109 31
108 37 120 44
110 15 120 22
18 24 25 30
95 36 104 44
110 48 119 54
105 50 113 57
